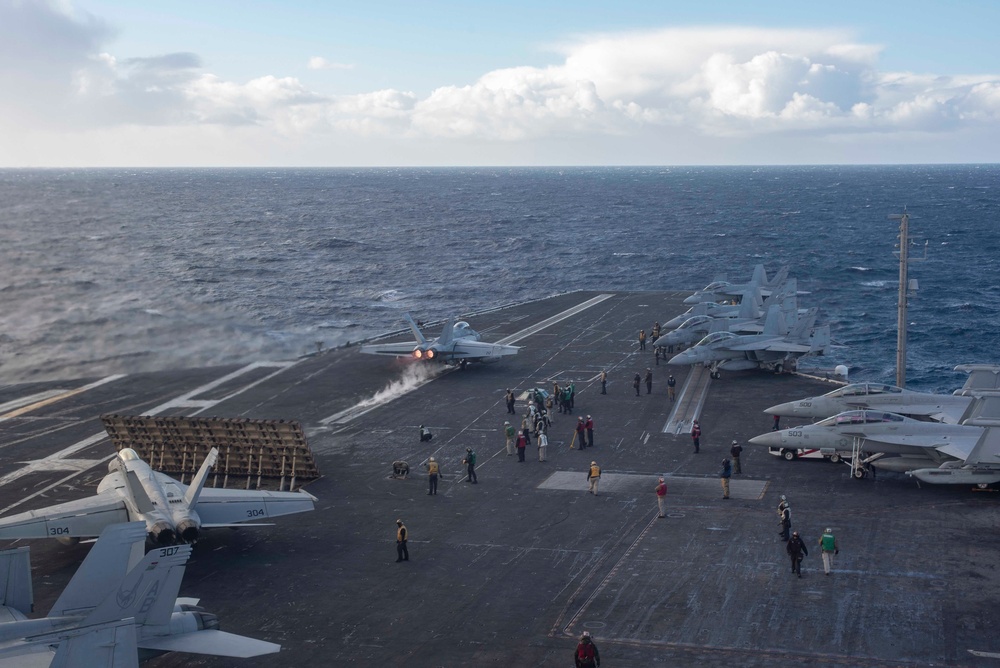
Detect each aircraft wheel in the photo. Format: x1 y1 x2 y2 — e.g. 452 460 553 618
782 449 796 461
774 364 783 374
829 453 841 463
853 467 866 479
977 482 990 489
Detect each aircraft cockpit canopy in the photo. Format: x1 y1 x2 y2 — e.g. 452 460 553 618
816 410 907 427
825 383 903 398
700 281 730 291
118 447 140 461
695 331 737 347
678 315 713 330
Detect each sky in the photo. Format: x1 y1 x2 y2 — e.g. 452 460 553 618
1 0 999 167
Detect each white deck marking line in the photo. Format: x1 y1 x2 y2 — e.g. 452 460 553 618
0 375 127 422
494 294 615 345
0 361 300 502
319 294 617 427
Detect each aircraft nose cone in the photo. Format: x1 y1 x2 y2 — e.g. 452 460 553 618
682 294 702 304
667 352 691 365
764 402 794 416
749 432 783 448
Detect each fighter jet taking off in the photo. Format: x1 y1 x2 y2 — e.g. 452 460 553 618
360 313 519 365
0 448 316 545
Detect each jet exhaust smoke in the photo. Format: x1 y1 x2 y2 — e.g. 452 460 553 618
356 363 444 410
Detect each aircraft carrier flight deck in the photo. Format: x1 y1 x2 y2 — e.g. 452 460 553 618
1 290 998 667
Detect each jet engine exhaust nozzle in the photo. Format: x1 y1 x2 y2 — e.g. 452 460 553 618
150 521 176 545
176 519 200 543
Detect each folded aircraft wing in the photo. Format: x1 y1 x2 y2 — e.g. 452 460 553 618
138 630 280 658
865 432 982 452
0 494 129 540
195 488 316 527
359 341 419 356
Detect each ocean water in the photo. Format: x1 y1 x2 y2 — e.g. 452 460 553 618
0 165 997 393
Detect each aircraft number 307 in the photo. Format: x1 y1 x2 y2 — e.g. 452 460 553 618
157 546 181 557
49 527 70 535
247 508 265 517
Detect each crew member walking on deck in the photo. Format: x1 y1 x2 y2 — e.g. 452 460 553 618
730 440 743 474
639 329 647 351
504 421 515 456
819 528 839 575
425 457 439 495
463 447 477 483
655 477 667 518
585 415 594 448
720 458 731 499
587 461 601 496
645 368 653 394
787 531 807 577
575 631 601 668
691 419 701 453
600 370 607 395
505 389 516 414
395 519 409 562
633 373 641 396
667 375 676 402
575 417 587 450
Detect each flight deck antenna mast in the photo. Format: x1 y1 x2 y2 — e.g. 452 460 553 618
889 208 927 388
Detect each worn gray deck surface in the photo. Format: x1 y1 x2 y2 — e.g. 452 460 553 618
0 290 997 667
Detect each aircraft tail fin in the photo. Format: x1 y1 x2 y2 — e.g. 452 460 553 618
761 305 787 336
789 307 819 341
749 264 766 287
82 543 192 627
0 545 33 616
809 324 831 353
50 618 139 668
767 265 790 288
963 426 1000 466
436 317 455 347
402 313 429 347
736 290 758 319
183 447 219 507
50 523 148 619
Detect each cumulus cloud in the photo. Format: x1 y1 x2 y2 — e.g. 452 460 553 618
1 5 999 163
307 56 354 71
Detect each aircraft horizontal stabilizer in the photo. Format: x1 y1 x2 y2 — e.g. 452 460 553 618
195 488 316 525
0 546 32 616
0 496 129 540
139 629 280 658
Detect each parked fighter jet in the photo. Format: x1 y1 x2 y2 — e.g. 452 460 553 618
667 305 830 378
0 447 316 545
749 404 1000 485
0 522 279 666
764 365 1000 424
360 313 519 366
682 264 791 305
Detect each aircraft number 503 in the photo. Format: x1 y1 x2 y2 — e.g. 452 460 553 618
247 508 265 517
48 527 70 536
788 430 803 437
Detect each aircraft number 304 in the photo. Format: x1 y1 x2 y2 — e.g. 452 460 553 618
49 527 70 536
247 508 265 517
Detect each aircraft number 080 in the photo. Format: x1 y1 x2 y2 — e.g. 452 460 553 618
247 508 265 517
49 527 70 536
